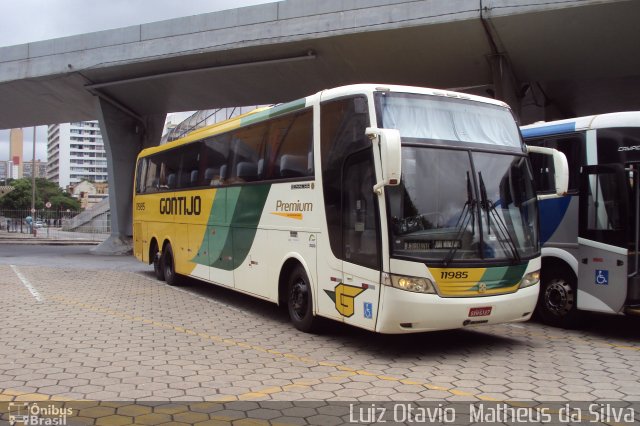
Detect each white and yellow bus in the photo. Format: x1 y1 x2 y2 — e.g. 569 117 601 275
133 84 567 333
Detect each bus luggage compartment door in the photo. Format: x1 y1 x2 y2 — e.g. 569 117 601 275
577 165 629 313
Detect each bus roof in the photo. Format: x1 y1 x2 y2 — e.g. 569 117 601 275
140 84 512 157
521 111 640 139
317 83 510 108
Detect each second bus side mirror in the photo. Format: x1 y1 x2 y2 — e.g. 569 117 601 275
526 145 569 199
366 127 402 194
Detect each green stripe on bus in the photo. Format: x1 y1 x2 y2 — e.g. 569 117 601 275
479 264 528 288
240 98 306 126
192 185 271 271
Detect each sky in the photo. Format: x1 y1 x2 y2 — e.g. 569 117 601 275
0 0 278 162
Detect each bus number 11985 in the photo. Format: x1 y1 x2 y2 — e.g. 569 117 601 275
440 271 469 280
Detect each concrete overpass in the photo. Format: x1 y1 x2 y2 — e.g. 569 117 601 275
1 0 638 252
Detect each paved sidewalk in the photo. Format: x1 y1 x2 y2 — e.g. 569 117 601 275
1 261 640 424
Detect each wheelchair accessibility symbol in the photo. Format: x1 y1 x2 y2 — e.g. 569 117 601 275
595 269 609 285
364 302 373 319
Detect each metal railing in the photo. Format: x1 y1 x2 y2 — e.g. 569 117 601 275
161 106 264 144
0 209 110 241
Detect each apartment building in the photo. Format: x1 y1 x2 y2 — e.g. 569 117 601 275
23 160 48 178
47 121 108 189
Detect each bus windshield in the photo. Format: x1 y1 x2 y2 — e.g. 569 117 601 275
377 92 539 264
376 91 523 149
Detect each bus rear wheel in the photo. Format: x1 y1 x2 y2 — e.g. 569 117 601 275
287 265 317 333
162 243 182 286
536 270 581 328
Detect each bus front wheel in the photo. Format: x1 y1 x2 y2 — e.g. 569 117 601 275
162 243 182 286
536 269 581 328
287 265 317 332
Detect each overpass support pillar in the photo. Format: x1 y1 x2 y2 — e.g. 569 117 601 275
488 54 522 119
92 97 164 255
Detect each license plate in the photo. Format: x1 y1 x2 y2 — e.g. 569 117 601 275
469 307 492 317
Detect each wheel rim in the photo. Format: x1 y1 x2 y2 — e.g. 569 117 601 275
290 277 308 321
153 251 161 271
164 251 173 279
544 279 574 316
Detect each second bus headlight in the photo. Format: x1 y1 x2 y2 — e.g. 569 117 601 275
389 274 436 294
519 270 540 288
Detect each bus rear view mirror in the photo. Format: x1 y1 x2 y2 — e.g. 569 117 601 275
366 127 402 194
526 145 569 199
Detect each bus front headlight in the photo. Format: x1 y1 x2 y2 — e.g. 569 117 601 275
519 270 540 288
389 274 436 294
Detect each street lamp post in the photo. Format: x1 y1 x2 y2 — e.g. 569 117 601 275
31 126 36 236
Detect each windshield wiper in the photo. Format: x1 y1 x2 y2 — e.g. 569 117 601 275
478 172 521 263
443 172 476 266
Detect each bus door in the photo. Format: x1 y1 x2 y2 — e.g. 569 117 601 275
577 164 629 313
339 149 382 329
627 164 640 304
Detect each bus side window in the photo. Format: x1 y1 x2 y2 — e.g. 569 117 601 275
280 155 307 178
144 155 161 193
529 152 555 193
261 109 311 180
229 123 266 184
528 133 584 193
585 171 625 231
203 134 230 186
158 151 180 190
135 158 147 194
270 109 313 179
167 173 176 189
177 142 201 189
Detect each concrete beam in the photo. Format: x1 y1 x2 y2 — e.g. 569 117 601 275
2 0 638 128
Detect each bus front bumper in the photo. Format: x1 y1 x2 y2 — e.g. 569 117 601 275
375 284 539 334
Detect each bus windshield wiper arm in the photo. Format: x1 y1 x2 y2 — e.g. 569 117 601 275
478 172 521 263
444 172 476 266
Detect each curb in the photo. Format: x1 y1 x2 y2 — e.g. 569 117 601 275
0 239 100 245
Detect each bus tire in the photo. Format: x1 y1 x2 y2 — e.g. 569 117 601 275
152 242 165 281
162 243 182 286
536 267 581 328
287 265 317 332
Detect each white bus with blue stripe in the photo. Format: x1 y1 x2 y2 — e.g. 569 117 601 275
522 112 640 327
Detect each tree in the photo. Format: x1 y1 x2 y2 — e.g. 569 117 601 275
49 194 80 210
0 179 33 210
0 178 80 211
